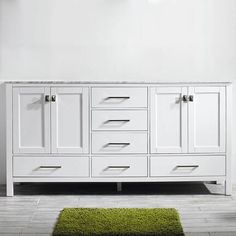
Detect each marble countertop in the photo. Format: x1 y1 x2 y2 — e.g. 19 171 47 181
4 80 232 84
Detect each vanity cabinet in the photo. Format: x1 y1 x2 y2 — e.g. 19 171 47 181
6 82 232 196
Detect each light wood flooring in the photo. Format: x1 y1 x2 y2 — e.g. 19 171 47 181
0 182 236 236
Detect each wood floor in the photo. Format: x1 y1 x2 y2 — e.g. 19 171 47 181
0 182 235 236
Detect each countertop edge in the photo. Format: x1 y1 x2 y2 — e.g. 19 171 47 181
3 80 233 85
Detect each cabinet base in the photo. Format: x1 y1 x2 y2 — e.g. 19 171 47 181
6 179 231 197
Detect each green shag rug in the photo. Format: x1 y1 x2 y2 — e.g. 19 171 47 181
53 208 184 236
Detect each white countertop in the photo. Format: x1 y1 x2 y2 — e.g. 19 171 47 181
4 80 232 85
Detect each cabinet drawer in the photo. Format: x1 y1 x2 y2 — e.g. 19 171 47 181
92 87 147 108
92 132 147 154
13 157 89 177
150 156 225 177
92 157 147 177
92 110 147 131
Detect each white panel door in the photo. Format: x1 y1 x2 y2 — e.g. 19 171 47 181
150 87 188 153
189 87 225 153
13 87 50 153
51 87 89 153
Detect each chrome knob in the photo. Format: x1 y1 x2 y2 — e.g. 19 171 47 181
182 95 188 102
45 95 50 102
51 95 56 102
189 95 194 102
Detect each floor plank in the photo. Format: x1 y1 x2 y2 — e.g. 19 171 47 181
0 182 235 235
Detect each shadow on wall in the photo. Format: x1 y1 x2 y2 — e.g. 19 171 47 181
0 83 6 185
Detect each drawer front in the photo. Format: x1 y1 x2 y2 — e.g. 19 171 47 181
150 156 225 177
92 132 147 154
92 110 147 131
92 87 147 108
13 157 89 177
92 157 147 177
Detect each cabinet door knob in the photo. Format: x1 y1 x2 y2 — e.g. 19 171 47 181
51 95 56 102
45 95 50 102
189 95 194 102
182 95 188 102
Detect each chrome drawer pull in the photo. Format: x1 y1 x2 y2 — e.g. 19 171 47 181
108 166 130 169
106 96 130 100
176 165 199 168
39 166 62 169
173 165 199 172
107 143 130 146
106 119 130 123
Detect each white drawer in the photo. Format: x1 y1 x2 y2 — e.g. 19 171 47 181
92 157 147 177
92 87 147 108
92 132 147 154
150 156 225 177
13 157 89 177
92 110 147 131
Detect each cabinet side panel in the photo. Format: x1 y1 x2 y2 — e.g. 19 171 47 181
225 85 232 195
6 84 13 196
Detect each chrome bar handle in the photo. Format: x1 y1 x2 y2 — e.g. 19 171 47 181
107 143 130 146
106 96 130 100
108 166 130 169
106 119 130 122
39 166 62 169
176 165 199 168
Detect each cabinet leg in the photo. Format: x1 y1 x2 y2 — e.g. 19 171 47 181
6 182 14 197
225 180 232 196
117 182 122 192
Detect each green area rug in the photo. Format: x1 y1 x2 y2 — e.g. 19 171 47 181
53 208 184 236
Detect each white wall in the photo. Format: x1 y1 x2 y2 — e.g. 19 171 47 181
0 0 236 184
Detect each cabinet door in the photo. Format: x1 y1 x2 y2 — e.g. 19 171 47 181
150 87 188 153
13 87 50 153
189 87 225 153
51 87 89 153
